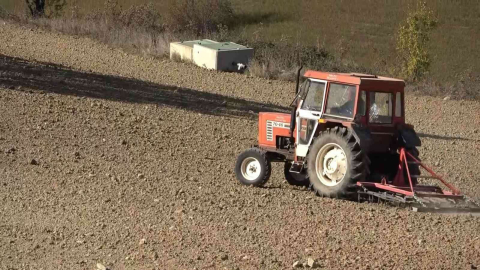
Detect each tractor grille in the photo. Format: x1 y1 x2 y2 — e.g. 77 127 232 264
266 121 273 141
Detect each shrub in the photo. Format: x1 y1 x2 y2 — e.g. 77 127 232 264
165 0 234 36
102 0 122 22
25 0 45 17
0 6 7 19
86 0 163 33
245 40 367 81
25 0 66 18
119 3 163 32
46 0 67 18
396 1 437 81
67 0 80 19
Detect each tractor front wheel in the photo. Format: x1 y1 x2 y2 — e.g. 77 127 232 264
235 148 271 187
307 127 365 197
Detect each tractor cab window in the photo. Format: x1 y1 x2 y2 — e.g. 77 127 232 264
369 92 393 124
325 83 357 118
395 92 402 117
301 80 326 111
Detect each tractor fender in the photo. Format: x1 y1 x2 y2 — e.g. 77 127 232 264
349 124 372 152
398 127 421 147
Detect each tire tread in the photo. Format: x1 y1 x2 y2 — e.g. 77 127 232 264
235 147 271 187
307 127 366 197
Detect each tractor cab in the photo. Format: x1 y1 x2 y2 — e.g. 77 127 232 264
292 71 407 156
294 71 405 126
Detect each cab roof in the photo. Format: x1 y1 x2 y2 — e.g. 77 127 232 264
304 70 405 91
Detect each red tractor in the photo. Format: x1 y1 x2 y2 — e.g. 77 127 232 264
235 69 479 212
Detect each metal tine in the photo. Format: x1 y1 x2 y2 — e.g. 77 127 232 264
411 175 439 179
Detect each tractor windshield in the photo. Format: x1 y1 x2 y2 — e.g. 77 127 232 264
301 80 326 111
325 83 357 118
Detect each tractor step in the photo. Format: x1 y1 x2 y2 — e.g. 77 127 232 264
289 162 304 174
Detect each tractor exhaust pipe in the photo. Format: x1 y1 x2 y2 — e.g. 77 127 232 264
295 66 303 94
290 66 303 143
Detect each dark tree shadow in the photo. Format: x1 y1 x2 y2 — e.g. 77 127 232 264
0 54 289 119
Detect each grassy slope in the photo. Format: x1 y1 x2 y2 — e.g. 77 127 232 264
1 0 479 82
232 0 480 82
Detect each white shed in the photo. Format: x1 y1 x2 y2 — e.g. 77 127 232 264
169 39 219 63
192 42 254 72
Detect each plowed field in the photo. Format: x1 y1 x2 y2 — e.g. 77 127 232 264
1 22 479 270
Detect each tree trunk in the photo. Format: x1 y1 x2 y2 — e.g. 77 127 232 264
26 0 45 18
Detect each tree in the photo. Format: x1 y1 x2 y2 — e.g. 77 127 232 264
26 0 45 18
396 1 437 81
25 0 66 18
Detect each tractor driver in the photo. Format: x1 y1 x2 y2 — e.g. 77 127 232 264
328 84 361 118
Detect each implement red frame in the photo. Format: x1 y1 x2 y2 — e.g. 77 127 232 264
357 148 462 198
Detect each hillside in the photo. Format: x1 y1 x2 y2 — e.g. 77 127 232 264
1 0 480 83
1 21 480 270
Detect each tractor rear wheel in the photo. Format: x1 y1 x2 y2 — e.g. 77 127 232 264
235 148 271 187
307 127 365 197
284 162 309 187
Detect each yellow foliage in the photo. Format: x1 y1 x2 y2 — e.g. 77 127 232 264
396 1 437 81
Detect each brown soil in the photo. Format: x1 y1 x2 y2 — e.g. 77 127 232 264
1 22 479 270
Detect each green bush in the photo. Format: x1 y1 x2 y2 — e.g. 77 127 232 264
396 1 437 81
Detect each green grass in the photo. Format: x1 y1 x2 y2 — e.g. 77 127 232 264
1 0 479 83
230 0 480 82
0 0 19 13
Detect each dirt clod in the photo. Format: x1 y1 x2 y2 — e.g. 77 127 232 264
307 258 318 268
96 263 107 270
